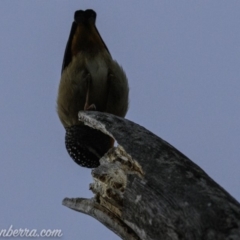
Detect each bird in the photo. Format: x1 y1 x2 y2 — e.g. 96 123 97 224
57 9 129 168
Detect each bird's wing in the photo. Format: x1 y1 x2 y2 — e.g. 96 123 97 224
61 22 77 73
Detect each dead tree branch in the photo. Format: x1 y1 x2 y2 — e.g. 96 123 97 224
63 111 240 240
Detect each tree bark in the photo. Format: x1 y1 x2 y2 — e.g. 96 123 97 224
62 111 240 240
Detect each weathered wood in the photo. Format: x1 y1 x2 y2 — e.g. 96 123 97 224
62 111 240 240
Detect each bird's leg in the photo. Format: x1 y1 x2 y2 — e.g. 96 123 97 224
84 74 96 111
86 104 96 110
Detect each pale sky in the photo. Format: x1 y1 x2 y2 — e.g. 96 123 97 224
0 1 240 239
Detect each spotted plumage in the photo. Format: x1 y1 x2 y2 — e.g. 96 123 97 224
65 125 114 168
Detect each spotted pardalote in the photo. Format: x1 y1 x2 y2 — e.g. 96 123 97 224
57 9 129 168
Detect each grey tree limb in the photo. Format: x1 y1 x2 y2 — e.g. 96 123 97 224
62 111 240 240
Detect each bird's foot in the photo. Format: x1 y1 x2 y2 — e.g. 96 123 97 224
84 103 96 111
